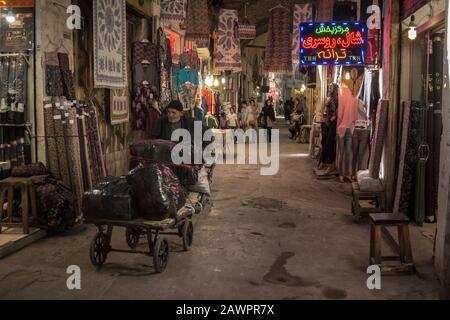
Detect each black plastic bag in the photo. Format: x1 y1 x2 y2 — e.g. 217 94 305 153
129 139 199 186
82 177 137 221
31 175 76 233
127 164 186 221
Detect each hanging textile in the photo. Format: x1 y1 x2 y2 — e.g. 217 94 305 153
368 99 388 179
292 4 314 65
215 9 242 73
132 41 160 95
180 50 200 70
238 20 256 40
58 53 76 101
93 0 127 88
106 88 129 125
185 0 210 43
179 82 197 113
132 41 158 66
177 68 199 92
264 7 292 75
161 0 187 21
45 52 64 97
393 101 420 219
133 82 158 131
318 0 335 21
160 69 172 110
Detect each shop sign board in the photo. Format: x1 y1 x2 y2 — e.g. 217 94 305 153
299 22 367 66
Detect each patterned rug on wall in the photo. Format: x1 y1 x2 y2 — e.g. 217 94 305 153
292 3 313 65
106 88 129 125
161 0 186 21
93 0 128 88
185 0 210 43
264 7 292 75
215 9 242 73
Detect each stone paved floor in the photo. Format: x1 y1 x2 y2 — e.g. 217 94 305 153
0 125 441 299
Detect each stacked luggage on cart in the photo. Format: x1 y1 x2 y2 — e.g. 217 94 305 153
82 140 214 273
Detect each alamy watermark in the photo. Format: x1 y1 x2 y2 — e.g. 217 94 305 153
66 265 81 290
366 265 381 290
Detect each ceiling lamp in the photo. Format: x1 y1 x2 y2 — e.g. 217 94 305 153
408 15 417 40
221 76 226 85
213 78 219 87
205 75 213 87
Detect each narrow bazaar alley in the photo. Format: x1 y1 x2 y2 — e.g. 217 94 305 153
0 123 441 299
0 0 450 304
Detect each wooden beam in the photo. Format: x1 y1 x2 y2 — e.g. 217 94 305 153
417 11 446 34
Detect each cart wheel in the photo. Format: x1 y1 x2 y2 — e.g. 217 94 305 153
126 228 141 249
194 202 203 214
178 223 184 237
182 220 194 251
90 232 109 267
153 237 169 273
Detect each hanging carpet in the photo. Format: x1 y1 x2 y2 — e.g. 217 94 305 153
215 9 242 73
264 7 292 75
161 0 187 21
292 3 313 65
93 0 128 88
185 0 210 42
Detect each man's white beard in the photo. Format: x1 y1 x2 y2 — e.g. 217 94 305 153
168 117 181 123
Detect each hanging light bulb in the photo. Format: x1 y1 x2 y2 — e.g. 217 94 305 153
6 8 16 24
213 78 219 87
345 71 351 80
221 76 226 85
205 75 213 87
408 15 417 40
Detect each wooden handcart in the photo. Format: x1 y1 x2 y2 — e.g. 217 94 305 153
84 207 194 273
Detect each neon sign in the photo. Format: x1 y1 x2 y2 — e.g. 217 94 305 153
300 22 367 66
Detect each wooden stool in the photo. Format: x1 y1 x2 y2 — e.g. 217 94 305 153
352 182 386 221
0 177 38 235
369 213 415 275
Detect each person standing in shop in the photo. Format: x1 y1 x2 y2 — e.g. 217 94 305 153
239 100 249 130
262 99 276 143
319 83 339 174
227 106 239 130
247 99 260 129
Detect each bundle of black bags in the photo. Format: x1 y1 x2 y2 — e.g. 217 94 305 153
82 164 187 222
82 176 137 221
129 140 199 187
